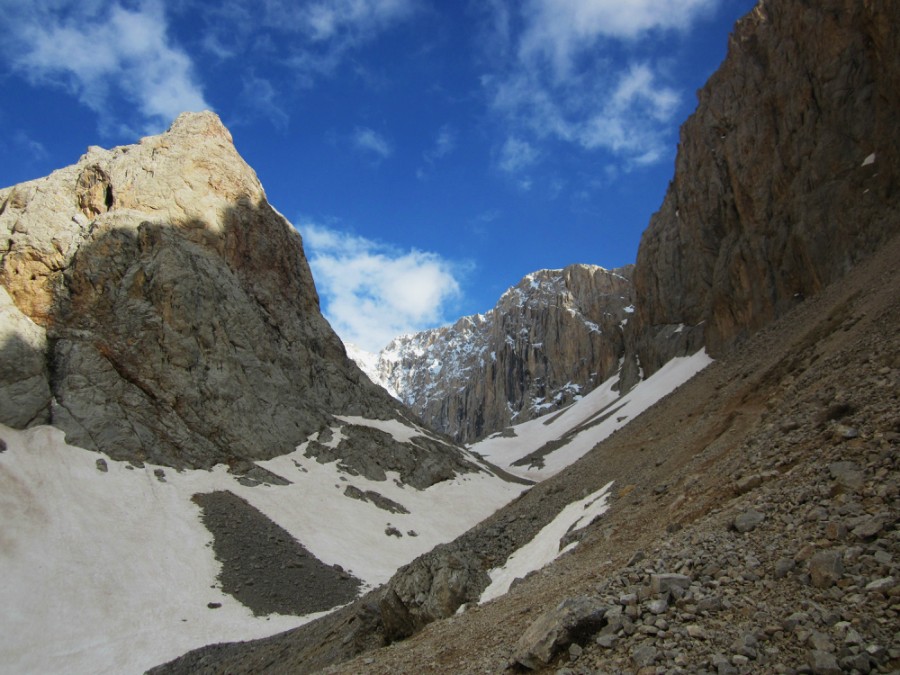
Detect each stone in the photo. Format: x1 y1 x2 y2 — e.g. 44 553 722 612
809 551 843 589
631 644 657 668
774 558 795 579
824 522 848 541
647 597 668 615
864 576 894 592
828 461 864 491
650 573 692 595
95 458 108 473
735 474 763 494
513 596 607 669
596 634 617 649
686 624 706 639
808 649 841 675
851 517 883 540
733 510 766 533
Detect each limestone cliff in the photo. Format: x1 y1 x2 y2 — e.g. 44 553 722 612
0 112 476 480
367 264 633 443
627 0 900 385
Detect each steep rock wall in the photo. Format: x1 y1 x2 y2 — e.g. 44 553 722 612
374 264 633 443
0 112 470 478
627 0 900 385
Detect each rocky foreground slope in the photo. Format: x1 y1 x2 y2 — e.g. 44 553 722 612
320 225 900 675
360 264 634 443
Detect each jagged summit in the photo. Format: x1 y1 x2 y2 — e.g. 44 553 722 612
356 263 634 443
0 110 477 480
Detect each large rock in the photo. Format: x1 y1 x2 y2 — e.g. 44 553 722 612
366 264 634 442
0 111 471 477
626 0 900 384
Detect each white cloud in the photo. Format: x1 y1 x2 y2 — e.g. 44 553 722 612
299 0 416 42
260 0 417 85
239 72 289 129
497 137 539 174
481 0 720 172
3 0 208 135
299 222 464 352
519 0 718 77
353 127 393 160
427 125 457 161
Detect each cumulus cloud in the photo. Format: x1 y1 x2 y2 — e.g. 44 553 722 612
299 222 464 352
1 0 208 135
482 0 720 172
353 127 393 160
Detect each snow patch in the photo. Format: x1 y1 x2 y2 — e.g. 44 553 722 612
474 350 713 481
479 481 614 603
0 421 525 675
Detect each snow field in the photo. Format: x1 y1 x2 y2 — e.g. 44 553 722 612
473 350 713 481
0 420 524 675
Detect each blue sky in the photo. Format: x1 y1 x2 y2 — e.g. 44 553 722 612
0 0 756 352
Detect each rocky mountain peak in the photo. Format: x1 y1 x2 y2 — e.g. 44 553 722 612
359 263 634 443
0 111 478 482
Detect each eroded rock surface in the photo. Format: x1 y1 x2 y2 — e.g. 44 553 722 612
0 112 470 479
367 264 634 443
627 0 900 385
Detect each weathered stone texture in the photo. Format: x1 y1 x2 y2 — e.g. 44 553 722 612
0 112 459 474
627 0 900 385
379 264 633 442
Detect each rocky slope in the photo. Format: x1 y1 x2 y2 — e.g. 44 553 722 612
151 0 900 672
0 111 476 483
360 264 634 443
319 230 900 675
626 0 900 387
154 210 900 675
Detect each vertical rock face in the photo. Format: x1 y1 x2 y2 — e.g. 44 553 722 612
367 264 634 443
628 0 900 383
0 112 466 474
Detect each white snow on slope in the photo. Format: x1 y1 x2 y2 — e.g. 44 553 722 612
0 422 524 675
479 481 614 604
473 350 713 482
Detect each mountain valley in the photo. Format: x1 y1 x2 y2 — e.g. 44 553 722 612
0 1 898 674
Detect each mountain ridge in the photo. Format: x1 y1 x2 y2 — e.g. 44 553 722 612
355 262 634 443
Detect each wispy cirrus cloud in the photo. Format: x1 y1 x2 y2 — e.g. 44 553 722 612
481 0 721 173
353 127 393 160
200 0 417 87
497 136 539 174
0 0 208 136
299 222 465 352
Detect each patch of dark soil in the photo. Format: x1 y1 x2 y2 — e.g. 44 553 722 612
192 490 361 616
